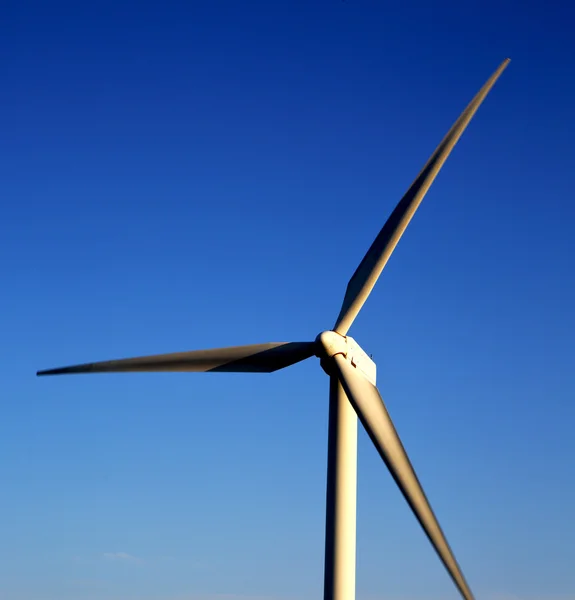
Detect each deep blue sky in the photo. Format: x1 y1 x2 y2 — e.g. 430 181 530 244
2 1 574 599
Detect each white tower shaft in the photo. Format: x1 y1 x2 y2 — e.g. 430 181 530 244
324 375 358 600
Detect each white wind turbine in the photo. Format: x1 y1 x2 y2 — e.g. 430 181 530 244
38 58 510 600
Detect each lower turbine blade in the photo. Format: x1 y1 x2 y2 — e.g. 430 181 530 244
333 354 474 600
37 341 315 376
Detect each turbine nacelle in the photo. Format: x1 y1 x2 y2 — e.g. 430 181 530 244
316 330 377 386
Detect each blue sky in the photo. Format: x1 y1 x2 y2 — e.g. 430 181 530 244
1 1 574 599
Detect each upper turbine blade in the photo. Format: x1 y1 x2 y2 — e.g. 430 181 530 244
333 355 474 600
334 59 510 336
37 341 316 376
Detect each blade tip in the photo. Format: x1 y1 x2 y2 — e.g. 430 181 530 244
37 367 77 376
37 369 55 376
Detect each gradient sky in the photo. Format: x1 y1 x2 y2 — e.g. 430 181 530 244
1 1 574 600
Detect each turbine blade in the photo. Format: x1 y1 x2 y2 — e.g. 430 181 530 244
37 341 316 376
333 354 474 600
334 59 510 335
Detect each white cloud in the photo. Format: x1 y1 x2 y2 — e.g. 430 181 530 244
485 594 575 600
102 552 141 563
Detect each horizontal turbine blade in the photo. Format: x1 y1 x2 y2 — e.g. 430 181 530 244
37 341 316 376
334 58 510 336
333 355 474 600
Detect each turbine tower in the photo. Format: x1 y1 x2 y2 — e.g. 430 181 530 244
38 59 510 600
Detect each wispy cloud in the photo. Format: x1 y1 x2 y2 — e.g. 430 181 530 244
102 552 142 563
163 595 294 600
485 594 575 600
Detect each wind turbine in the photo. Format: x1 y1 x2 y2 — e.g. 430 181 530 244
38 59 510 600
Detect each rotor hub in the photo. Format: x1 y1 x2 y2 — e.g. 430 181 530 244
315 330 347 359
315 330 377 385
